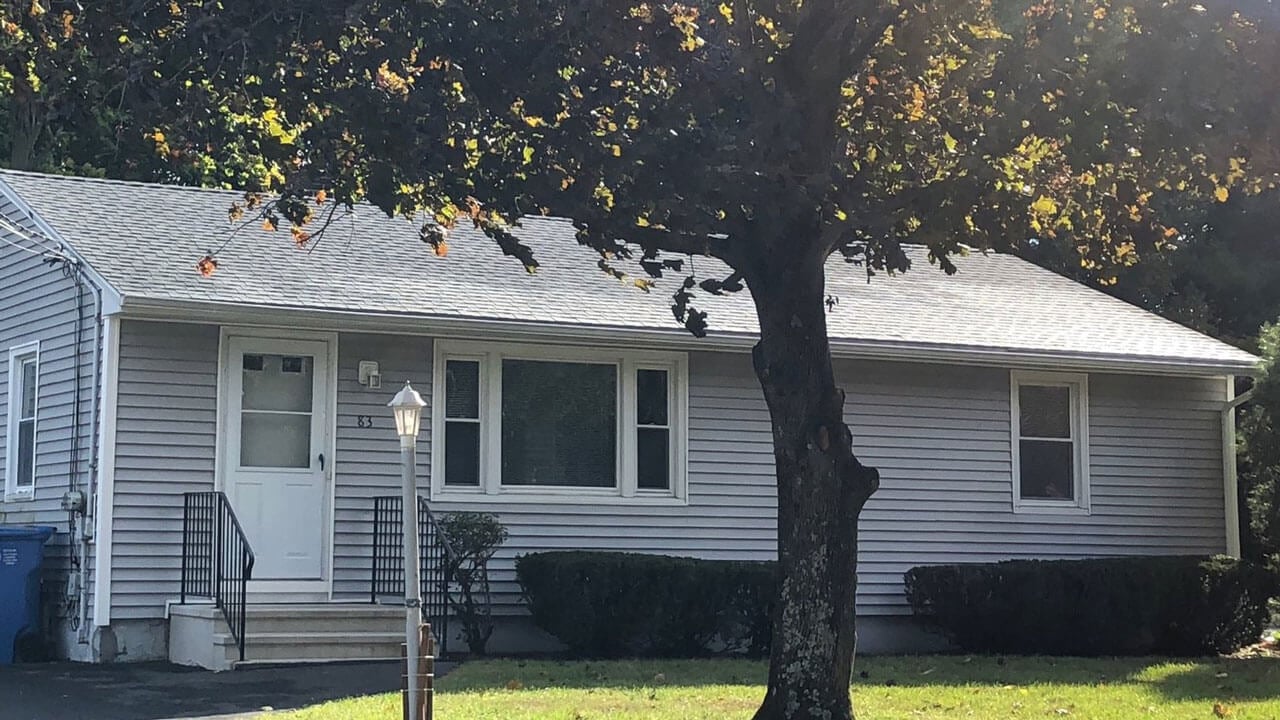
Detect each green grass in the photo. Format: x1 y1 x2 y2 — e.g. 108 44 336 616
271 656 1280 719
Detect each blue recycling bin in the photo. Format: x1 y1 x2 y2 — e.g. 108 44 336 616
0 525 56 664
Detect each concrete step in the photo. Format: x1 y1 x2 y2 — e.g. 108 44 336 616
242 604 405 635
170 602 417 670
217 630 406 663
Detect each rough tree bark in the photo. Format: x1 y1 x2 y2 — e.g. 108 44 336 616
6 90 40 172
746 248 880 720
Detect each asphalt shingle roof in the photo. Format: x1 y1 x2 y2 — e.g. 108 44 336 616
0 170 1258 372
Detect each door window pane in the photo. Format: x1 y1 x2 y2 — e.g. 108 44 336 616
445 360 480 419
240 412 311 467
16 419 34 487
1019 439 1074 500
501 359 616 487
243 354 313 412
637 427 670 490
1019 385 1071 439
444 421 481 486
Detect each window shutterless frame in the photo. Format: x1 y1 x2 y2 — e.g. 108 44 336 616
5 342 40 501
430 339 689 504
1010 370 1090 514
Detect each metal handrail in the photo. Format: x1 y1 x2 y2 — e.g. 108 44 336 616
371 495 454 653
181 491 255 662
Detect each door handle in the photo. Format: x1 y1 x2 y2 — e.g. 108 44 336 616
318 453 326 471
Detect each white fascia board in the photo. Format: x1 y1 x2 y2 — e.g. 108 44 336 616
118 296 1261 379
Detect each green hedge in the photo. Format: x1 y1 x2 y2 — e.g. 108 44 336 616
904 555 1278 656
516 551 774 658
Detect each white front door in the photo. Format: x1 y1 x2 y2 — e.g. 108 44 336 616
223 335 331 582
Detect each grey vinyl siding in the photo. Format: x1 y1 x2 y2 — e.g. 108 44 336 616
332 333 433 599
0 194 98 621
106 321 1229 621
847 362 1226 613
109 320 219 619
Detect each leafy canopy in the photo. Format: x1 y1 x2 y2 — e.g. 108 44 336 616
5 0 1279 333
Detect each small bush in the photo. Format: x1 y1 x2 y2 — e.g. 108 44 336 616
905 555 1278 656
516 551 774 658
438 512 509 656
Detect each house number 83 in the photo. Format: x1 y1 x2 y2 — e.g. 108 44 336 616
356 415 375 428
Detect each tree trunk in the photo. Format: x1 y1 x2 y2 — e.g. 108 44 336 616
7 89 41 172
747 253 879 720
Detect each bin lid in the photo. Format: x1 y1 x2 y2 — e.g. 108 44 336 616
0 525 56 541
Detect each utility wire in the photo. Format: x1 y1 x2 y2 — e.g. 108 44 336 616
0 217 70 260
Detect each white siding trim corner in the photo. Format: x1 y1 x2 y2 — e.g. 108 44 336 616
93 316 121 626
1222 375 1241 558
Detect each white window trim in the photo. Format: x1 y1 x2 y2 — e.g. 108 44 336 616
430 339 689 505
5 342 40 502
1010 370 1090 514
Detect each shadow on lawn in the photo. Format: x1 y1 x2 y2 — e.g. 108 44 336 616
1142 659 1280 702
443 655 1280 701
846 656 1280 702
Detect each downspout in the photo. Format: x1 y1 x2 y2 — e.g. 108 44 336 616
57 255 103 644
1222 378 1255 559
77 266 103 643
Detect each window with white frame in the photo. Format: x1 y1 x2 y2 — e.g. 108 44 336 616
5 344 39 500
432 341 687 500
1011 371 1089 511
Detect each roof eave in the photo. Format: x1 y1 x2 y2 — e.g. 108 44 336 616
117 296 1260 378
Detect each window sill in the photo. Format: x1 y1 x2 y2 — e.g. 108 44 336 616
1012 501 1091 516
430 488 688 507
3 490 35 503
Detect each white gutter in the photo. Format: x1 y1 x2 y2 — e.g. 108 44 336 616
119 296 1261 378
1221 379 1256 559
92 315 121 628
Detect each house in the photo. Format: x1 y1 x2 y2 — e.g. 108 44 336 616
0 169 1259 669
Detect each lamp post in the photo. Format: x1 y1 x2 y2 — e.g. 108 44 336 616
389 381 427 720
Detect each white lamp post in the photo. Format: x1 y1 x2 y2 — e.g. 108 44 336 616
389 381 427 720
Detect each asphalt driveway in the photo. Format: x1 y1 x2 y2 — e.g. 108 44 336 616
0 660 422 720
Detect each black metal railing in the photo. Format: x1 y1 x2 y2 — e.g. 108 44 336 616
181 491 255 662
371 495 454 653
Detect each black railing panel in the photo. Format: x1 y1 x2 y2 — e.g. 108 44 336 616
371 495 453 653
181 491 254 662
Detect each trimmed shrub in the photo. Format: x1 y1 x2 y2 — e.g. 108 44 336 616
516 551 774 658
905 555 1278 656
438 512 509 656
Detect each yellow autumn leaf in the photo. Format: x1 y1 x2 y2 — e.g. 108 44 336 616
943 133 958 153
611 144 621 157
1214 186 1229 203
1031 196 1059 215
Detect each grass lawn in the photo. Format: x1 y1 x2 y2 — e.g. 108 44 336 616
271 655 1280 719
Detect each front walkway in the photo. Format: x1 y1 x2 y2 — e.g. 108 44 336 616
0 660 427 720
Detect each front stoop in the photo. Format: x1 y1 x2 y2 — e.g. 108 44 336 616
169 603 407 671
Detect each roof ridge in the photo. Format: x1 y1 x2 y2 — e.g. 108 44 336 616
0 168 245 197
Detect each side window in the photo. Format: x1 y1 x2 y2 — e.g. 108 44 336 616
1011 372 1089 512
6 345 39 500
